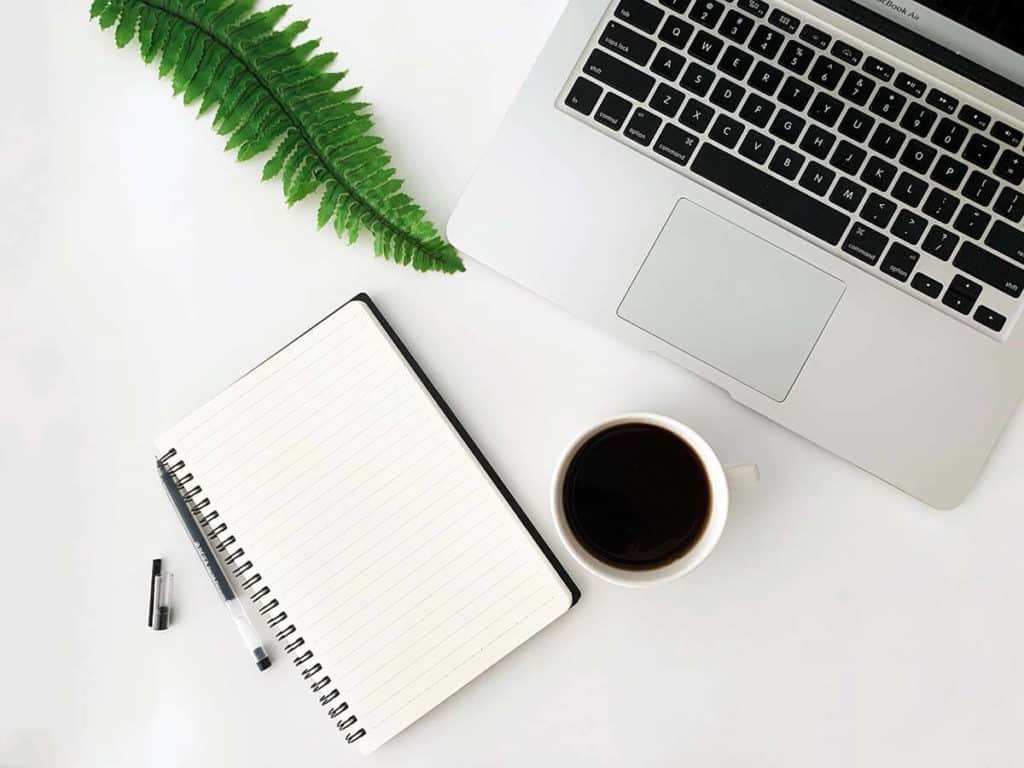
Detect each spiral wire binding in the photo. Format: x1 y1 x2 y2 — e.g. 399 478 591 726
158 448 367 745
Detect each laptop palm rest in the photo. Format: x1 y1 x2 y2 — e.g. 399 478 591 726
617 200 845 402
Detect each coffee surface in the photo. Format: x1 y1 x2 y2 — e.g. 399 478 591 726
563 424 711 570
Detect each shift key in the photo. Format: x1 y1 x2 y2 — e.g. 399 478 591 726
953 241 1024 297
583 49 655 102
986 220 1024 264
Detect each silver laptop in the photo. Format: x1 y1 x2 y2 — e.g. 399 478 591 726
448 0 1024 508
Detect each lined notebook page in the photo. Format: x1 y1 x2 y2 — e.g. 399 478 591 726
154 300 572 754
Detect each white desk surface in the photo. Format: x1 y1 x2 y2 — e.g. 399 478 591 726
3 2 1023 766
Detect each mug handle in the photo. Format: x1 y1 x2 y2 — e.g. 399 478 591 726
724 463 760 488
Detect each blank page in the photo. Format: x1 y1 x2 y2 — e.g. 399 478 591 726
154 299 573 754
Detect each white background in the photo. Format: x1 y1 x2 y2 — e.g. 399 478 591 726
2 1 1023 766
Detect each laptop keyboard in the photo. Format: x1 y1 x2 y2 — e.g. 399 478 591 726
559 0 1024 338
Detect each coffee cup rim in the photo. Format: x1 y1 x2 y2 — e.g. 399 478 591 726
551 413 729 587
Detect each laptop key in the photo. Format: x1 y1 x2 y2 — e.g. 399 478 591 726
932 118 968 153
831 40 862 66
749 25 784 59
931 155 968 191
585 50 656 101
653 123 701 166
838 71 875 106
974 305 1006 332
869 87 906 122
994 188 1024 223
709 113 744 148
691 144 851 244
799 162 836 196
922 188 959 224
800 124 836 159
769 109 805 144
718 45 754 80
709 78 746 112
749 61 784 95
624 108 663 146
721 10 755 44
986 220 1024 264
739 93 774 127
600 21 658 66
892 209 927 245
954 204 991 240
809 57 845 90
863 56 894 82
922 225 958 261
838 108 874 142
808 92 843 127
842 222 887 264
738 129 775 165
911 272 943 298
778 77 815 111
689 0 725 29
565 78 603 116
894 72 926 98
862 194 897 227
615 0 666 34
830 178 867 212
962 134 999 170
900 103 938 138
651 83 687 117
800 25 831 50
880 242 918 282
900 139 936 174
994 150 1024 185
926 88 957 114
659 0 692 11
659 15 696 49
768 8 800 34
959 104 991 131
737 0 769 17
769 146 805 180
992 121 1023 147
954 241 1024 297
962 171 999 207
869 124 906 159
950 274 982 300
680 62 715 96
831 140 867 176
942 288 976 314
892 172 927 207
779 40 814 75
679 98 716 131
651 47 687 81
594 92 632 130
689 30 724 64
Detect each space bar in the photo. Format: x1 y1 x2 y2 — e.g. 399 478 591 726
691 144 850 246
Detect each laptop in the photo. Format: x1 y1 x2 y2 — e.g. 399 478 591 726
448 0 1024 508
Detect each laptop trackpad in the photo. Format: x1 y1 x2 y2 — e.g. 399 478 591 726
617 200 845 402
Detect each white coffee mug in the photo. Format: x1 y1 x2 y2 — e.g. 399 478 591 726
551 413 759 587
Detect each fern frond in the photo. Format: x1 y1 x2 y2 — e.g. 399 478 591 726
91 0 464 274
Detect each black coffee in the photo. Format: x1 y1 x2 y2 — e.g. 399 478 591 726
562 424 711 570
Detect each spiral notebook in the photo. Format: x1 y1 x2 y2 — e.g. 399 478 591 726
154 295 580 754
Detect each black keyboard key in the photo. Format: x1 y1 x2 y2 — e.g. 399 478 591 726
585 50 656 101
739 93 774 127
951 274 982 300
942 287 976 314
891 209 927 244
831 140 867 175
842 221 887 264
689 0 725 29
862 193 898 227
770 145 805 180
926 88 957 114
963 170 999 207
653 122 701 165
863 56 894 82
830 178 867 213
738 129 775 164
594 92 632 130
778 77 815 111
600 21 658 66
615 0 666 34
954 241 1024 297
869 123 906 159
922 225 958 260
992 121 1023 147
660 0 692 9
651 47 687 81
769 109 805 144
900 103 938 138
721 10 755 44
911 272 943 298
932 117 968 153
779 40 814 76
565 77 602 116
869 87 906 122
651 82 687 117
808 57 844 90
838 108 874 142
953 203 991 239
749 61 784 95
808 92 843 127
737 0 768 17
994 150 1024 185
832 40 862 66
691 143 852 244
900 139 936 174
709 78 745 112
931 155 968 191
800 124 835 159
892 171 928 207
838 71 875 106
922 188 959 224
660 15 696 49
974 305 1006 332
894 72 926 98
994 188 1024 224
799 161 835 196
709 113 744 148
718 45 754 80
959 104 991 131
962 134 1000 170
624 107 663 145
800 25 831 50
679 98 715 131
768 8 800 33
689 30 724 64
986 220 1024 265
749 25 784 59
680 61 715 96
881 242 918 282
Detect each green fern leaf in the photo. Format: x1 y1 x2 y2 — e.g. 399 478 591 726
91 0 464 273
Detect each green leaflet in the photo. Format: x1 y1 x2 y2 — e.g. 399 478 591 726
90 0 464 274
